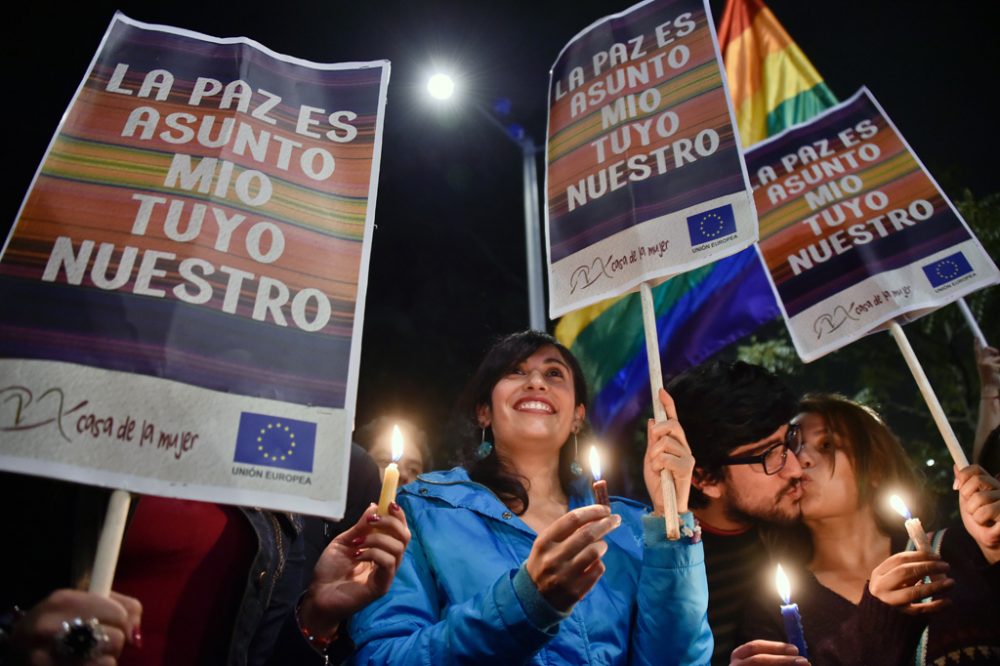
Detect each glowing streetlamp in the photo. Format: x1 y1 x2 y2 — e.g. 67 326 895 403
425 70 546 330
426 73 455 100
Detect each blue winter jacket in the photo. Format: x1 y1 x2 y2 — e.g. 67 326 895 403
349 467 712 665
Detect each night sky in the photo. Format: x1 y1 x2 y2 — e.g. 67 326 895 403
5 0 999 460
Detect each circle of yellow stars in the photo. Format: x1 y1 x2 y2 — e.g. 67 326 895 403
257 422 296 462
698 212 726 239
934 259 959 281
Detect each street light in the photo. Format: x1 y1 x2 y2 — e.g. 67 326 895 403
425 72 546 331
426 73 456 100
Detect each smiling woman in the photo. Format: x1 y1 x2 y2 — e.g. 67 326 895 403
347 330 712 665
463 331 588 517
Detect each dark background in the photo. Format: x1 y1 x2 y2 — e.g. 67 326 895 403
5 1 999 464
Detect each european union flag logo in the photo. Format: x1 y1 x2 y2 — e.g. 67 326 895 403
687 204 737 247
922 251 973 288
233 412 317 473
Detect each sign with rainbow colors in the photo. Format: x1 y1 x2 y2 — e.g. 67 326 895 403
545 0 756 318
749 88 999 362
0 14 389 518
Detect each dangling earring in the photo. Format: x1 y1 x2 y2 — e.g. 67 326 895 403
475 427 494 460
570 429 583 476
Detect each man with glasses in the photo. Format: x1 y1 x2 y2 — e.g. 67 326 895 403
666 360 804 665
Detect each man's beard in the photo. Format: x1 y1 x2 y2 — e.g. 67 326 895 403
723 478 802 526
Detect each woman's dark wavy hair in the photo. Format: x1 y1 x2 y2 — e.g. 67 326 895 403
457 330 588 515
764 393 927 564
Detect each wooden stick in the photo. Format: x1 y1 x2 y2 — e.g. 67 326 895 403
888 321 969 468
87 489 132 596
957 298 988 348
640 282 681 540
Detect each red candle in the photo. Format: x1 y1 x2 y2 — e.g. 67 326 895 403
590 445 609 506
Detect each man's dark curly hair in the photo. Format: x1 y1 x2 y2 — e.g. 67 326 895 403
666 360 797 509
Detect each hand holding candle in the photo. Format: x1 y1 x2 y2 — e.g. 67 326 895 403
775 564 809 660
590 445 610 507
377 425 404 516
890 494 931 552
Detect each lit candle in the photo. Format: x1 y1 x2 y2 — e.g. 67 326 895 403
775 564 809 659
590 445 609 507
377 425 403 516
890 494 931 552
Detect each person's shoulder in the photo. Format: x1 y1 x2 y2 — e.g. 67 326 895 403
411 467 471 484
396 467 516 526
397 467 473 506
700 523 766 562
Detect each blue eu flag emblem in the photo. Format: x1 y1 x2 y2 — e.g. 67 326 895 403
233 412 317 472
687 204 737 247
922 252 973 288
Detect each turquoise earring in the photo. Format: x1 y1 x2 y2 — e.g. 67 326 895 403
570 430 583 476
475 427 494 460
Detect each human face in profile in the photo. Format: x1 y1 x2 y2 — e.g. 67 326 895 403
479 345 585 457
717 424 805 525
796 412 862 522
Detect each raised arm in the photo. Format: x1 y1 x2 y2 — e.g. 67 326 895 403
631 388 711 665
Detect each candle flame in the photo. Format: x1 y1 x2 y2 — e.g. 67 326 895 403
391 425 404 462
775 564 791 604
589 444 602 481
889 494 911 520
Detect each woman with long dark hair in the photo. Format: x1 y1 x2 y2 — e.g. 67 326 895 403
349 330 711 665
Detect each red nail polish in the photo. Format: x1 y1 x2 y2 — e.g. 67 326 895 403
367 512 381 523
351 536 365 546
132 626 143 649
390 501 401 512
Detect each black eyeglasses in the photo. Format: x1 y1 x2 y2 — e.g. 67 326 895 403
720 420 803 475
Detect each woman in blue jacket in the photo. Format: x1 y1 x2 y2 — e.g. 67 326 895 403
350 330 712 665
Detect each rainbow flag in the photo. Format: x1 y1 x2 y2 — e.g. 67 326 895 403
556 0 837 436
719 0 838 148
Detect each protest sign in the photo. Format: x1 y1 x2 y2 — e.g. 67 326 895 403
545 0 757 317
749 87 999 362
0 14 389 518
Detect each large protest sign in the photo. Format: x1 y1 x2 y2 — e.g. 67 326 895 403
545 0 757 317
0 14 389 518
750 87 999 362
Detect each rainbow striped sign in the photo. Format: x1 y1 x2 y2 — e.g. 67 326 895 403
545 0 757 317
0 14 389 517
750 88 999 361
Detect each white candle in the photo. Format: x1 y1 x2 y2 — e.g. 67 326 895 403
590 444 609 506
890 494 931 552
377 425 404 516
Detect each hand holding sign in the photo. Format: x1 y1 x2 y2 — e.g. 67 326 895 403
546 0 759 538
645 388 694 515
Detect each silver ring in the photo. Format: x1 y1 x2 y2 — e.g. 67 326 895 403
55 616 110 660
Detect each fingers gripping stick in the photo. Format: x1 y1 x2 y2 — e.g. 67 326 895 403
640 282 681 540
